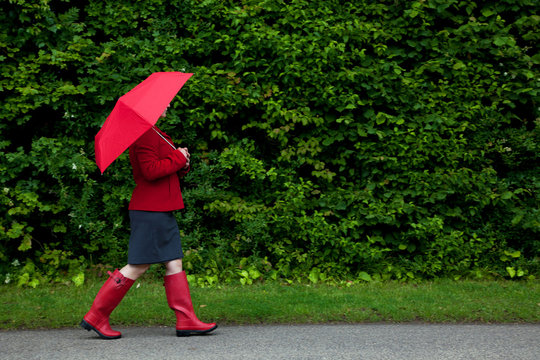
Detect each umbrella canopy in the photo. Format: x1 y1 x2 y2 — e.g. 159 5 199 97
95 72 193 174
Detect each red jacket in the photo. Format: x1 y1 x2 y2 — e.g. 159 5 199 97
128 127 189 211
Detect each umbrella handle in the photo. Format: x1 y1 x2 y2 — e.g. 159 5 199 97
152 127 177 150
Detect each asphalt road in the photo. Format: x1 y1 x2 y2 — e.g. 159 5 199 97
1 324 539 360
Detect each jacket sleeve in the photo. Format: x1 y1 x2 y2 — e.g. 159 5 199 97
177 165 191 178
134 131 187 181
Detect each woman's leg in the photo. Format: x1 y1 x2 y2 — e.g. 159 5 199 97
163 259 217 336
81 265 148 339
120 263 151 280
164 259 183 276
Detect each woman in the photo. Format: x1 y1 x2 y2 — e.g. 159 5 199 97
81 105 217 339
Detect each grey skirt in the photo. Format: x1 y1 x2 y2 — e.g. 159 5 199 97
127 210 183 265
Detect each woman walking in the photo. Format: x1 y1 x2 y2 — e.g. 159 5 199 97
81 105 217 339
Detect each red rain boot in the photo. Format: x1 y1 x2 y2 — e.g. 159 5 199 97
164 271 217 337
80 269 134 339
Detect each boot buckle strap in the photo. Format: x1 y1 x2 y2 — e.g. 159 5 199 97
108 270 127 287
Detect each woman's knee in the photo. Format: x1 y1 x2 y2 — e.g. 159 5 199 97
165 259 183 274
121 264 150 280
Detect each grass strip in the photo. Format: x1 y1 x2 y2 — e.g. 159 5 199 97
1 279 538 330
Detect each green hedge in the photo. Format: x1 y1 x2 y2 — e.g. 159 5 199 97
1 0 538 286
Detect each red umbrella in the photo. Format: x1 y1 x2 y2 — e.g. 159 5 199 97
95 72 193 174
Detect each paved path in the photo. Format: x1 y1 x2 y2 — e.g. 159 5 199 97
1 324 539 359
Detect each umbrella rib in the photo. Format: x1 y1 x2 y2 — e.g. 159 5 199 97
152 127 176 150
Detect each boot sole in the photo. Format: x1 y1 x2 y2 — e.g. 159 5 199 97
80 319 121 340
176 324 218 337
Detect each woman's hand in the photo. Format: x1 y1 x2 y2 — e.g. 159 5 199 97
178 147 190 168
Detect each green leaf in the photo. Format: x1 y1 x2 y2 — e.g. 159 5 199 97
504 250 521 258
28 278 40 288
481 9 496 17
452 61 466 70
308 269 319 283
72 272 85 287
506 267 516 278
249 268 262 280
17 273 30 287
500 191 513 200
53 224 67 233
17 235 32 251
322 137 335 146
511 213 524 226
358 272 372 282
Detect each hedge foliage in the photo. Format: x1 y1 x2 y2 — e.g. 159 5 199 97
1 0 538 286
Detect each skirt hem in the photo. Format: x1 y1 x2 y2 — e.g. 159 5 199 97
127 255 183 266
